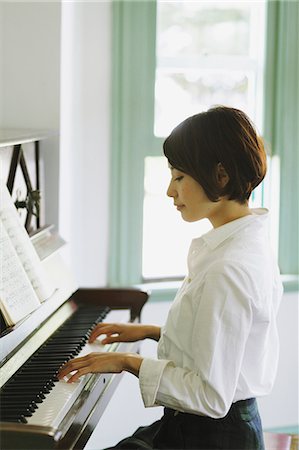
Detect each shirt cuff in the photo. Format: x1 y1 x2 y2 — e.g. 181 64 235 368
139 357 172 407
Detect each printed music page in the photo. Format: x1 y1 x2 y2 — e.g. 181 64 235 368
0 217 41 326
0 181 53 303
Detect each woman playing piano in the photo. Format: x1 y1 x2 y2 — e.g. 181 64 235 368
58 106 283 450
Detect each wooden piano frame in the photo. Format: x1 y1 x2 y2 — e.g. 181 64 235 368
0 131 150 449
1 287 149 450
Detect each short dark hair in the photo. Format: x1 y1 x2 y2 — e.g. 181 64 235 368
163 106 267 204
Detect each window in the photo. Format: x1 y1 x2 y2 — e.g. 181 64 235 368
142 156 211 280
110 1 299 288
142 1 267 281
155 1 266 137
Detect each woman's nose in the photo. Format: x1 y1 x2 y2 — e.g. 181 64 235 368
167 180 175 198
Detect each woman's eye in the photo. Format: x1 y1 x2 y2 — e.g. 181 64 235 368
175 176 184 182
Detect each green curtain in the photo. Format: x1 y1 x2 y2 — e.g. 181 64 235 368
109 0 157 286
263 0 299 275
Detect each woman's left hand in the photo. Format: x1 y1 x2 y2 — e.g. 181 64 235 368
57 352 142 383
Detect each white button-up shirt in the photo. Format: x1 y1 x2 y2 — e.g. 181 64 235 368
139 209 283 418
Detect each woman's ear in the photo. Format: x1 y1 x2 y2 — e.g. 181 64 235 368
216 163 229 188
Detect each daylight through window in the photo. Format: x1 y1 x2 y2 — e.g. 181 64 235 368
142 1 267 281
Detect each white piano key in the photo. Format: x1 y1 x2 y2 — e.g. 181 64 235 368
26 309 130 428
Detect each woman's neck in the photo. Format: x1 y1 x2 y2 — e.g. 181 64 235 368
209 199 252 228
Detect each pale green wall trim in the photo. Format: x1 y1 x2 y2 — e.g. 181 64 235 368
135 280 181 302
148 289 177 303
263 1 299 275
109 0 157 286
136 275 299 303
282 275 299 293
265 425 299 435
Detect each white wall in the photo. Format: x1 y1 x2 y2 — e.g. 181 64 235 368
0 3 3 125
59 1 111 287
0 1 112 287
1 3 61 129
1 1 61 229
258 290 299 429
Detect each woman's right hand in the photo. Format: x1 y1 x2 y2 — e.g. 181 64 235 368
89 322 161 345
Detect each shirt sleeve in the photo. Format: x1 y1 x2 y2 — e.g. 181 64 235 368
139 261 254 418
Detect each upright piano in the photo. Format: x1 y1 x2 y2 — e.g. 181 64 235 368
0 130 149 449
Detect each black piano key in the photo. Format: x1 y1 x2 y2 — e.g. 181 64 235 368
20 363 61 371
46 339 85 345
1 404 34 416
23 361 64 366
18 370 58 377
0 304 110 424
35 349 78 356
40 347 82 355
1 393 45 402
2 388 47 397
51 331 89 337
0 414 28 424
39 345 81 352
57 327 91 331
19 415 29 423
5 383 54 399
0 400 37 411
0 395 36 402
22 362 67 369
2 381 48 390
0 406 33 417
9 379 54 390
29 357 71 364
1 393 45 403
0 404 41 416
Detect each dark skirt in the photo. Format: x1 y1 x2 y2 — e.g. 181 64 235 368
105 398 265 450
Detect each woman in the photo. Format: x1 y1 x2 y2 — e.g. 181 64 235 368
58 106 283 449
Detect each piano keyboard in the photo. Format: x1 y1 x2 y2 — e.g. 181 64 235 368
0 305 129 427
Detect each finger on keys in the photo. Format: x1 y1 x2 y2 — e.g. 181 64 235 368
65 367 89 383
88 323 107 342
58 357 86 381
89 323 117 343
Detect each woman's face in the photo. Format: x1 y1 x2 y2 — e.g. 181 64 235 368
167 167 217 223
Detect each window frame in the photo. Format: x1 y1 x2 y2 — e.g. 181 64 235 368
109 0 299 289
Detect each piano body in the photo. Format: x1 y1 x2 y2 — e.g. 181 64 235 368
0 130 149 449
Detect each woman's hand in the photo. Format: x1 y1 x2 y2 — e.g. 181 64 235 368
89 323 160 344
57 352 143 383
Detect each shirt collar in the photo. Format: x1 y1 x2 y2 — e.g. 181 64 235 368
199 208 269 250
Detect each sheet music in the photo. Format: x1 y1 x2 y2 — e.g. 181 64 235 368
0 217 40 326
0 182 53 303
